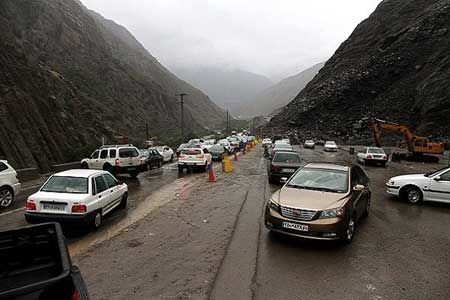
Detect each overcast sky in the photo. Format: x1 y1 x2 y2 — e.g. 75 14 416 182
80 0 382 79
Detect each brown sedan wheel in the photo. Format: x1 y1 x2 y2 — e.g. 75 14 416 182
342 215 356 243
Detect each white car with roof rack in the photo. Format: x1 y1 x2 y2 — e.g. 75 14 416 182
80 144 145 178
0 160 21 208
25 169 128 229
357 147 388 166
178 148 212 172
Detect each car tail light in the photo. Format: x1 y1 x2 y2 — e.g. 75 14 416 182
179 154 185 159
115 159 120 167
382 155 387 160
71 289 80 300
367 154 373 159
72 204 87 213
26 200 36 211
196 154 204 158
271 165 280 172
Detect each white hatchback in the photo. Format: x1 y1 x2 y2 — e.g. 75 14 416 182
178 148 212 172
324 141 338 152
0 160 21 209
25 169 128 229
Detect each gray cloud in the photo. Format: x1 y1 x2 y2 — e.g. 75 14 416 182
80 0 382 78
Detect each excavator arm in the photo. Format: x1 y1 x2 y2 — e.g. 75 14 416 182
372 119 415 152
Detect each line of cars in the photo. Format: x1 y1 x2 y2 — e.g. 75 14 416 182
262 137 450 243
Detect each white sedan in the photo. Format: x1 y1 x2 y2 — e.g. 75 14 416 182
324 141 338 152
357 147 388 166
25 169 128 229
156 146 174 162
0 160 21 208
386 167 450 204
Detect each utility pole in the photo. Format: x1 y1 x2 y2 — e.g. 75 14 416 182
177 93 187 142
226 110 229 136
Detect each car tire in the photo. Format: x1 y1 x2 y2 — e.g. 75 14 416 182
170 154 174 162
178 165 184 173
158 161 162 168
92 211 102 230
342 215 356 243
119 192 128 209
268 175 276 184
81 162 89 169
0 187 14 208
402 186 423 204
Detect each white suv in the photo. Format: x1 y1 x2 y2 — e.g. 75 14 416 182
81 145 146 178
0 160 21 208
178 148 212 172
25 169 128 229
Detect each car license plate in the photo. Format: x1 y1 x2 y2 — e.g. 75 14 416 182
282 168 295 173
42 203 66 211
282 222 308 232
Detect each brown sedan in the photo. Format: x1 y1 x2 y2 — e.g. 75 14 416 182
265 163 371 243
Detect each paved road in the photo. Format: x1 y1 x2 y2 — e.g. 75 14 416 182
1 146 449 300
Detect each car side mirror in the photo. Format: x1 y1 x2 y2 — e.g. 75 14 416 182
434 176 441 181
353 184 365 191
280 177 288 184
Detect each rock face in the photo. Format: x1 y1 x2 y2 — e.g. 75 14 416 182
269 0 450 143
240 62 325 118
0 0 225 171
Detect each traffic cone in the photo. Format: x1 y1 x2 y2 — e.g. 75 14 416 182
234 151 238 161
207 163 216 182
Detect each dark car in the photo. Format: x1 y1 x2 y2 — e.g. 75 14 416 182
265 163 371 243
268 151 303 184
270 143 294 158
140 149 164 170
209 145 226 161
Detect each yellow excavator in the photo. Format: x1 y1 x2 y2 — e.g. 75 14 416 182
372 119 445 162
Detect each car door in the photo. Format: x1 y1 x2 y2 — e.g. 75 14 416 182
428 170 450 203
350 167 365 218
93 175 110 213
89 150 100 169
96 149 108 169
103 173 122 211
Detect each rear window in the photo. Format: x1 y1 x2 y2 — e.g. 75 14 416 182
119 148 139 158
182 149 202 155
274 144 291 149
368 148 384 154
273 153 301 163
41 176 88 194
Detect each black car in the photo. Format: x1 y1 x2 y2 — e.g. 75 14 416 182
140 149 164 170
209 145 226 161
268 151 302 184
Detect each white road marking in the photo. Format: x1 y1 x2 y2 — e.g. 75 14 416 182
0 207 25 217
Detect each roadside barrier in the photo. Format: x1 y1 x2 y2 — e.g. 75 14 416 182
207 163 216 182
222 156 233 173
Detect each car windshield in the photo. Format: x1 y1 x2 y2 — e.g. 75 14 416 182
287 168 348 193
41 176 88 194
182 149 201 155
140 150 149 157
306 140 314 143
273 153 301 163
274 144 291 149
119 148 139 158
425 167 450 177
210 145 224 152
368 148 384 154
325 142 336 146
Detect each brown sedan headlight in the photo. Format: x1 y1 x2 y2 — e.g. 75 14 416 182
269 197 280 212
319 207 345 219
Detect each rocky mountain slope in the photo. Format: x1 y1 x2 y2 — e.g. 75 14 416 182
269 0 450 142
172 66 273 117
239 62 324 117
0 0 226 171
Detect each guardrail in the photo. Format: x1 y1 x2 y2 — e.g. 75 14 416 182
50 162 81 173
16 168 40 182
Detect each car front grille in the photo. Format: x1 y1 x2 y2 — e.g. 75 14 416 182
280 206 317 221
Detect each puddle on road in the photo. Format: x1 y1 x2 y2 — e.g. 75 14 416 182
69 175 200 256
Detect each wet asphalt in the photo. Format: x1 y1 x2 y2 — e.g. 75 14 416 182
1 146 449 300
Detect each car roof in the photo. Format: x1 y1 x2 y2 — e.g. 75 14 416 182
53 169 104 178
304 163 349 172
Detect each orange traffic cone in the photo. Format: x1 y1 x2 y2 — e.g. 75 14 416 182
208 163 216 182
234 151 238 161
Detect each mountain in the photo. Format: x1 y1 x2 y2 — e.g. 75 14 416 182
172 66 273 117
239 62 325 117
0 0 226 171
269 0 450 142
